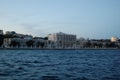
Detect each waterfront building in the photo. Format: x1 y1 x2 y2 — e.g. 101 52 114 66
4 31 33 48
33 37 47 48
76 38 88 48
46 40 56 48
4 38 30 48
48 32 76 48
111 37 119 42
4 38 13 48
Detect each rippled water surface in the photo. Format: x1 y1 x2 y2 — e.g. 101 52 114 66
0 50 120 80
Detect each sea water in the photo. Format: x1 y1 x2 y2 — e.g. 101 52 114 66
0 50 120 80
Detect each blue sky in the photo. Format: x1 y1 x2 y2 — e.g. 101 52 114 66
0 0 120 39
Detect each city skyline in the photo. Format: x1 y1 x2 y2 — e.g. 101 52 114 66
0 0 120 39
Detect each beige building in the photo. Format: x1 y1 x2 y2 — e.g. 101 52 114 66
48 32 76 48
111 37 119 42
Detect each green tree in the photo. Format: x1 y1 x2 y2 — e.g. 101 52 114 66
26 40 34 47
36 42 45 48
10 40 20 47
0 35 4 47
4 34 19 38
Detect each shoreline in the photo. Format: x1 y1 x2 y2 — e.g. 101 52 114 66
0 48 120 50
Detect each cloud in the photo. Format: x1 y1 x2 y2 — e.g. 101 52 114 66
18 23 51 37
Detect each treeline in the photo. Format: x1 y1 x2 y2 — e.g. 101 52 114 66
0 33 120 48
82 41 120 48
9 40 45 48
0 34 48 48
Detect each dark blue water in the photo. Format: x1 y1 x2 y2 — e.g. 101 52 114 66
0 50 120 80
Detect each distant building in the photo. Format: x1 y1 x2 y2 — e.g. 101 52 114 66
48 32 76 48
111 37 119 42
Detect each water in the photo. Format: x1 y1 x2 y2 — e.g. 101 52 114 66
0 50 120 80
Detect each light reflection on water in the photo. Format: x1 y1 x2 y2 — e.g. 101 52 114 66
0 50 120 80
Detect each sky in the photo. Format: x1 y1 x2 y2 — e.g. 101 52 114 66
0 0 120 39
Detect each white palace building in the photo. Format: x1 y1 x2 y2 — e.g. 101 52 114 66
48 32 76 48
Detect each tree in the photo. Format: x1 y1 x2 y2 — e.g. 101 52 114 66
10 40 20 47
36 42 40 47
84 41 91 48
26 40 34 47
36 41 45 48
4 34 19 38
97 43 103 48
40 42 45 48
0 35 4 47
109 42 116 48
44 37 48 40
